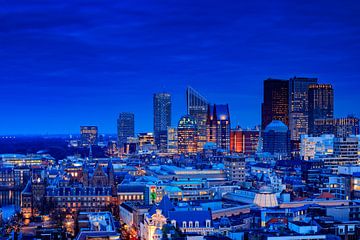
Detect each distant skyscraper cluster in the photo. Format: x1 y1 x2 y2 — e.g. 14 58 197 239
76 76 357 158
110 87 235 155
75 76 358 159
260 76 357 157
5 76 360 240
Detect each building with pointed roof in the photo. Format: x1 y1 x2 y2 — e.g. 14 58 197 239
207 104 231 151
186 86 209 151
141 195 213 239
148 195 175 218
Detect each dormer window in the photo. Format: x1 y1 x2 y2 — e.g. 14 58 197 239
189 221 193 228
206 220 211 228
171 220 176 227
195 221 199 228
182 221 187 228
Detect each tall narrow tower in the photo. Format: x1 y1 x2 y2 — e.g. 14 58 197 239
153 93 171 151
186 87 208 151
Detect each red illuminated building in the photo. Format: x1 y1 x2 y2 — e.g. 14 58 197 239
230 127 259 155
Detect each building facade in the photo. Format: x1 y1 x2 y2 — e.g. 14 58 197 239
289 77 318 141
314 116 359 137
80 126 98 147
333 137 359 165
230 127 260 155
177 115 198 154
300 134 334 160
224 155 246 183
308 84 334 135
186 87 209 151
153 93 171 151
262 79 289 130
117 112 135 149
167 127 178 154
263 120 291 158
207 104 231 151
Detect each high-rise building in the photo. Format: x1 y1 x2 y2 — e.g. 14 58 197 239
80 126 98 147
263 120 290 158
177 115 198 154
117 112 135 149
186 87 209 151
308 84 334 135
314 116 359 137
153 93 171 151
289 77 318 141
206 104 231 151
230 127 260 155
261 79 289 130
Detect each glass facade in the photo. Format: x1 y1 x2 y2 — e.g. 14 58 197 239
177 115 198 154
308 84 334 135
117 112 135 149
289 77 318 141
261 79 289 130
206 104 231 151
186 87 208 151
153 93 171 151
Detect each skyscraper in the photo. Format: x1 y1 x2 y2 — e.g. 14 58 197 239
207 104 231 151
153 93 171 151
186 87 208 151
261 79 289 130
308 84 334 135
288 77 318 141
117 112 135 149
177 115 198 154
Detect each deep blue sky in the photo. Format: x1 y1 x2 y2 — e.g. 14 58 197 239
1 0 360 135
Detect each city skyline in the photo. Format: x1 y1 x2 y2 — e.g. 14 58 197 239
2 1 360 239
1 0 360 134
